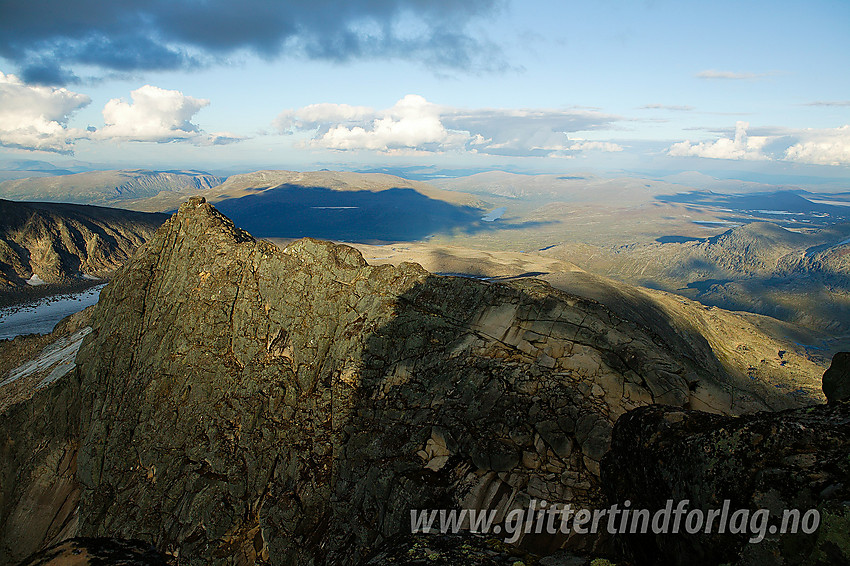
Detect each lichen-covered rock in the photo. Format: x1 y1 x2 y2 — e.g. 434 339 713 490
823 351 850 403
601 402 850 566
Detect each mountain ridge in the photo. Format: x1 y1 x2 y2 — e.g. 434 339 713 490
0 170 223 208
0 197 822 564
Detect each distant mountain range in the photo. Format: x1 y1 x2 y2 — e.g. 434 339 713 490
541 220 850 333
0 169 222 207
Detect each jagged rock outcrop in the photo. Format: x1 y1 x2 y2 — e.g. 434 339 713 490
1 198 811 565
0 199 167 288
822 352 850 403
601 402 850 566
69 198 804 564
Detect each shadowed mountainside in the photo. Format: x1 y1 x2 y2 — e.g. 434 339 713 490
215 185 548 242
135 170 483 213
0 200 167 291
164 170 543 242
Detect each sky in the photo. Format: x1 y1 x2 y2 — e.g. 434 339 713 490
0 0 848 182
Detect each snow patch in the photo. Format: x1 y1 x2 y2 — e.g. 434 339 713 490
0 327 92 389
25 274 46 286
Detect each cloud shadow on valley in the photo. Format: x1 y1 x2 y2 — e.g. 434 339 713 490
214 185 553 242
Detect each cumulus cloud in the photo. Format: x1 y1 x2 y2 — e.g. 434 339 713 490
784 126 850 166
696 70 772 80
0 0 505 84
274 103 376 133
668 122 850 166
93 85 241 145
668 121 769 160
274 95 625 157
0 71 90 153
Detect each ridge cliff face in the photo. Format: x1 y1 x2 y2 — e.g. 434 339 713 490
63 197 798 564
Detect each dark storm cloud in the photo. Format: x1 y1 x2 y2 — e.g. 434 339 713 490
0 0 505 84
19 61 80 85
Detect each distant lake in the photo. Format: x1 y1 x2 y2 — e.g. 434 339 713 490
0 284 104 340
481 207 507 222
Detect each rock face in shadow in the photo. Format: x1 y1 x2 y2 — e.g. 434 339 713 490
1 197 806 565
0 307 97 564
601 402 850 566
18 537 173 566
0 199 167 287
823 352 850 403
0 364 81 564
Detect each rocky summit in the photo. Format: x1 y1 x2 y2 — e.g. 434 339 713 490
0 197 814 565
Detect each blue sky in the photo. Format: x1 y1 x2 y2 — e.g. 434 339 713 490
0 0 848 182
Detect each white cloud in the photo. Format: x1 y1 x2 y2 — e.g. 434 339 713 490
668 122 850 166
783 126 850 166
274 95 624 157
274 102 374 132
94 85 242 145
312 95 468 152
696 70 772 80
96 85 205 142
0 72 90 153
668 121 769 160
640 104 695 111
566 140 623 152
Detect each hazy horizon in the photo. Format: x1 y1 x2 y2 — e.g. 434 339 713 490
0 0 848 188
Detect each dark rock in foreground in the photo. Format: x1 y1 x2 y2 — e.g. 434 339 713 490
18 537 173 565
601 402 850 566
823 352 850 403
361 533 543 565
